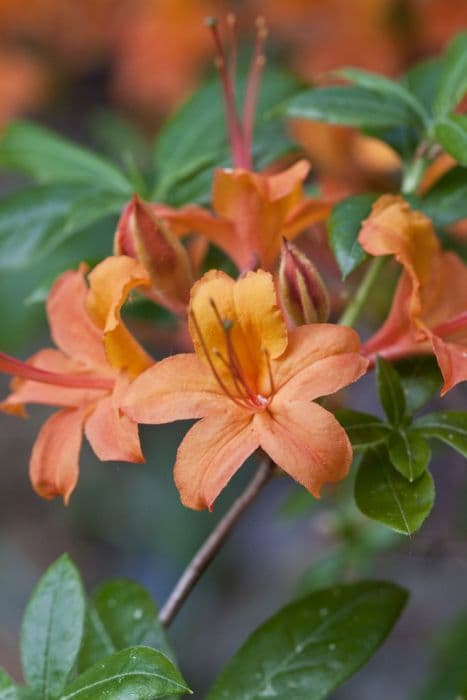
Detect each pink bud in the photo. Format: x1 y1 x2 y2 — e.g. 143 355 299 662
114 195 193 314
279 240 330 325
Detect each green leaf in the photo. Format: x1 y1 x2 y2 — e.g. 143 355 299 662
392 356 443 413
62 647 190 699
153 68 303 200
434 31 467 116
0 121 132 194
0 670 18 700
335 409 391 449
79 579 173 672
387 429 431 482
20 554 86 699
355 447 435 535
284 86 418 129
376 357 407 427
0 184 125 270
404 57 442 116
207 581 407 700
336 67 429 128
412 411 467 457
328 194 376 278
418 166 467 226
434 114 467 166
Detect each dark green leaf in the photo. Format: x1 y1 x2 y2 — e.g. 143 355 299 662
0 670 18 700
393 356 443 413
355 447 435 535
336 68 429 127
387 429 431 482
412 411 467 457
328 194 377 278
20 554 85 699
376 357 407 427
153 68 303 200
434 114 467 165
207 581 407 700
335 409 390 449
0 121 132 194
284 86 418 129
0 184 125 270
434 31 467 116
418 166 467 226
62 647 190 699
79 579 173 672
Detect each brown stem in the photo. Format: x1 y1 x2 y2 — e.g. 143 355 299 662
159 457 274 627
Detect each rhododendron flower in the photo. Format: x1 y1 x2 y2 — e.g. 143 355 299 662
133 17 330 273
123 269 368 510
0 256 153 502
359 195 467 394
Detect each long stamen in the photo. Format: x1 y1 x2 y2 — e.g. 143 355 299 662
0 351 113 391
189 311 248 408
212 348 250 404
226 13 238 89
208 299 258 403
263 347 275 396
243 17 267 164
206 17 248 169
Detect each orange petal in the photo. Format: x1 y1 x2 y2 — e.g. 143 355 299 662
189 269 287 393
86 256 153 377
122 353 229 423
268 324 363 395
47 266 108 369
0 349 108 414
174 410 258 510
358 195 439 318
30 408 85 504
267 159 310 200
431 334 467 395
84 374 144 462
282 198 332 240
254 401 352 498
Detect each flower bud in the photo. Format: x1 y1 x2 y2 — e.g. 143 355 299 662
115 195 194 314
279 240 330 325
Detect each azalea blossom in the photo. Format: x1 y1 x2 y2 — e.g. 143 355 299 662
122 17 330 275
358 195 467 394
0 256 153 502
123 269 368 510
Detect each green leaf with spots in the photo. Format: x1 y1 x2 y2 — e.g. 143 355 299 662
328 194 377 278
412 411 467 457
434 31 467 116
79 579 173 672
387 429 431 482
376 357 408 427
434 114 467 166
207 581 407 700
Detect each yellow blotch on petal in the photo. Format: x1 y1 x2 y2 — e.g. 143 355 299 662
86 256 153 377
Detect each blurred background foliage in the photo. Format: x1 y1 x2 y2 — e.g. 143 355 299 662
0 0 466 697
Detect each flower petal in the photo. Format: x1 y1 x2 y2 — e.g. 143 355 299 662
174 410 258 510
84 374 144 462
431 334 467 395
268 324 363 394
86 256 153 376
47 266 108 368
122 353 229 423
254 401 352 498
30 408 85 504
189 269 287 394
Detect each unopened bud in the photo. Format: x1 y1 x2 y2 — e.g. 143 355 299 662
114 195 194 314
279 240 330 325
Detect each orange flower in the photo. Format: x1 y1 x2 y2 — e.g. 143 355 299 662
145 18 330 273
123 269 368 510
359 195 467 394
0 256 152 502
